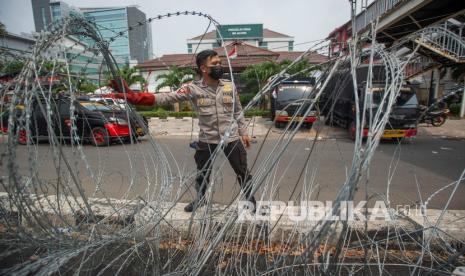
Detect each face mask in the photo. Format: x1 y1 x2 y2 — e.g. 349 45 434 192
208 66 224 80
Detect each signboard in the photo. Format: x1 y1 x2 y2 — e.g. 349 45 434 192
216 24 263 40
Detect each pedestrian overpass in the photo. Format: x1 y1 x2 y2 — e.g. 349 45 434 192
352 0 465 116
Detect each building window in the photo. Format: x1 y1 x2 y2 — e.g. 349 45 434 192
187 43 192 53
259 41 268 49
288 41 294 52
50 4 61 21
41 7 47 29
212 42 220 48
83 8 130 61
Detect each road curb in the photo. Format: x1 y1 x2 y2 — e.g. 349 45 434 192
1 192 464 245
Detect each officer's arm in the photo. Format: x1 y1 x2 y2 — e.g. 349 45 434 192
112 83 193 106
154 84 193 105
233 91 249 137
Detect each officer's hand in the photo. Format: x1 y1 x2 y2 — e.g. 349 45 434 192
241 135 251 148
177 82 192 94
112 92 155 106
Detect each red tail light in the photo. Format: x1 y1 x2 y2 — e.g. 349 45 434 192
64 119 72 128
405 128 417 137
104 123 130 137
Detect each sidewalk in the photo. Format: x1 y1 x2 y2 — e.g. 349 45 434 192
1 192 464 245
418 118 465 139
148 116 465 140
148 117 347 140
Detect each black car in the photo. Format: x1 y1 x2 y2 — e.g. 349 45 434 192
320 64 421 140
1 95 147 146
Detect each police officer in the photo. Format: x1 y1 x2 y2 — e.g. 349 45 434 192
113 49 256 213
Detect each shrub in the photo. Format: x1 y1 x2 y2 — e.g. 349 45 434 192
135 105 156 111
449 103 461 116
245 108 270 117
239 94 255 106
139 110 197 118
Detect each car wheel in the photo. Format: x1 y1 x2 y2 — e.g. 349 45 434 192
91 127 109 147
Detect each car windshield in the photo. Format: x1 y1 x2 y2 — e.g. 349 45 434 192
80 101 112 111
367 87 418 108
277 85 313 104
396 91 418 107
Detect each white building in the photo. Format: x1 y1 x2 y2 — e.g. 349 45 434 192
186 24 294 53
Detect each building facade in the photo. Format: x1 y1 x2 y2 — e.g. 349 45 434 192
0 33 35 57
137 41 327 93
0 31 122 84
81 6 152 64
187 24 294 54
31 1 153 64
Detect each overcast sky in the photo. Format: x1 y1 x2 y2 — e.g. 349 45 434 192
1 0 351 56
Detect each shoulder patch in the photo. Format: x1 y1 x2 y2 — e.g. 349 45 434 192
223 83 233 92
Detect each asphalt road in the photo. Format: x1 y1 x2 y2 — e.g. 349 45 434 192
1 134 464 209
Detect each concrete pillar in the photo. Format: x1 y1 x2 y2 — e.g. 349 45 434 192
428 70 435 106
428 69 441 106
460 81 465 118
434 68 440 100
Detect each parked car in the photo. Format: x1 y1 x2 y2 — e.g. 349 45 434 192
1 95 147 146
88 95 127 109
84 95 149 130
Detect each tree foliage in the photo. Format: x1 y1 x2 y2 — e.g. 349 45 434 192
117 65 147 86
105 65 147 88
156 66 195 91
0 60 25 77
241 59 316 94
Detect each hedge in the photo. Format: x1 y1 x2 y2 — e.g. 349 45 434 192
139 111 197 118
239 94 256 105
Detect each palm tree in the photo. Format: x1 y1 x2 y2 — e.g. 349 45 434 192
241 61 279 96
156 66 195 91
156 66 195 111
105 65 146 89
118 65 146 87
